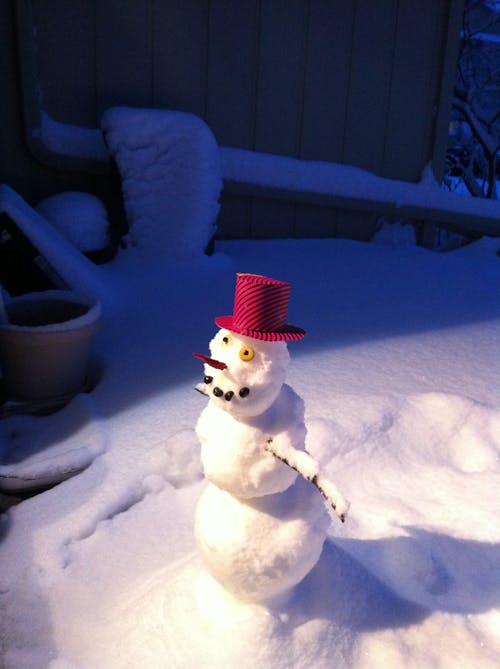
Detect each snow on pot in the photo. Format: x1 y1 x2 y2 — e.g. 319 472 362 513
0 290 101 402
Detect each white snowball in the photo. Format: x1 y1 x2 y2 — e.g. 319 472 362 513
195 477 329 602
197 383 305 498
202 329 290 418
36 192 110 252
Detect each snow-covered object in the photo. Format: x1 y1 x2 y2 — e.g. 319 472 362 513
0 184 105 298
194 320 347 602
101 107 222 258
36 192 110 253
38 111 109 162
220 147 500 230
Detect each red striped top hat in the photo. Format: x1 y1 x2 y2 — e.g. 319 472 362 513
215 273 306 342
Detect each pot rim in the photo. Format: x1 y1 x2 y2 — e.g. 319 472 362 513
0 290 101 334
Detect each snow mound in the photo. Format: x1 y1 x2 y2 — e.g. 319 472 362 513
36 192 110 253
162 428 204 488
101 108 222 258
0 394 106 491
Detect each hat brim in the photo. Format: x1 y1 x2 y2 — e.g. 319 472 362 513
215 315 306 342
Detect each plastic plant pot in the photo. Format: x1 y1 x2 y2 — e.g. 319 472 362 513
0 290 101 402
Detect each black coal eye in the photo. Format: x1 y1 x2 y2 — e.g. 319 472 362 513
204 375 213 384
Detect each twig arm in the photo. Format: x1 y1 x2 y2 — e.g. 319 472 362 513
265 438 349 522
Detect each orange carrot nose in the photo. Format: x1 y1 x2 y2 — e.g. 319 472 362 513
193 353 227 370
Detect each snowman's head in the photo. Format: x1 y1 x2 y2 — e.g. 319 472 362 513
197 329 290 418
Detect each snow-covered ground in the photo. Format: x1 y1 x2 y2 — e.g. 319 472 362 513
0 107 499 667
0 226 499 668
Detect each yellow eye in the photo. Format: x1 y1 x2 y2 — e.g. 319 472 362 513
239 346 254 362
221 333 232 346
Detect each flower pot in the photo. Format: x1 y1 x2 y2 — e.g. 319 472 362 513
0 291 101 401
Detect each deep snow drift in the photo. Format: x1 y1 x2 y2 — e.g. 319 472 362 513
0 224 498 667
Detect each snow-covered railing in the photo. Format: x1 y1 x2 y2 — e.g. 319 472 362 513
221 148 500 239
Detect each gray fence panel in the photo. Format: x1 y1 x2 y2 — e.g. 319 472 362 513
32 0 96 126
252 0 308 238
152 0 208 115
383 0 447 181
206 0 260 149
96 1 153 116
341 0 399 174
296 0 357 237
205 1 260 238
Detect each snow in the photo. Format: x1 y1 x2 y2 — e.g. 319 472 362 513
195 477 329 603
466 30 500 44
36 192 110 253
1 115 500 665
37 111 109 163
221 147 500 225
102 108 222 259
0 227 498 668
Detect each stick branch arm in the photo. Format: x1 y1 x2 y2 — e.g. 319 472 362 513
265 438 349 523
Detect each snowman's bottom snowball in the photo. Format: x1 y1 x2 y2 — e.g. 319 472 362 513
195 478 330 602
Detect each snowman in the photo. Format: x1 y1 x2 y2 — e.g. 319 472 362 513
193 273 349 603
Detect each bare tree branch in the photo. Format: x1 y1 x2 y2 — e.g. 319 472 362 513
453 96 498 157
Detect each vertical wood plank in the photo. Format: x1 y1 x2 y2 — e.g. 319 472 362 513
338 0 398 239
254 0 308 156
337 210 379 241
252 198 296 239
252 0 309 238
342 0 398 174
206 0 260 148
206 0 259 239
31 0 96 125
382 0 447 181
294 203 337 238
153 0 209 116
95 1 153 118
300 0 356 162
296 0 356 237
216 193 252 239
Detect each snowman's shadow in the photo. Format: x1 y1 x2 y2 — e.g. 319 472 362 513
288 539 428 632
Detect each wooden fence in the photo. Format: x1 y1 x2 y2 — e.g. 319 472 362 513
16 0 465 240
